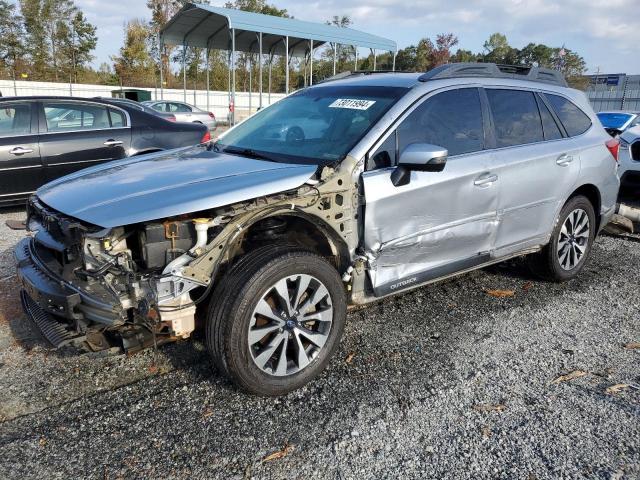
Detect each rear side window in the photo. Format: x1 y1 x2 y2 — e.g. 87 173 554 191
486 89 543 147
398 88 484 157
44 102 111 132
0 104 31 137
545 94 592 137
536 96 563 141
109 108 126 127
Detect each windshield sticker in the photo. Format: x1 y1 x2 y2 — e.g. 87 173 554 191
329 99 376 110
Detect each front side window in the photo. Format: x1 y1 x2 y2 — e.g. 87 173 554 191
545 94 592 137
0 103 31 137
217 85 408 165
397 88 484 157
44 102 111 132
487 89 544 147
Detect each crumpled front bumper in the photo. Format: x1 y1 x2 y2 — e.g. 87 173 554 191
15 237 122 326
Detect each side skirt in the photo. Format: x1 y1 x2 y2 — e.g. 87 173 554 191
352 247 541 306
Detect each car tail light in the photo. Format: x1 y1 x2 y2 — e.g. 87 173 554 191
201 130 211 143
208 112 215 119
167 114 176 122
605 138 620 162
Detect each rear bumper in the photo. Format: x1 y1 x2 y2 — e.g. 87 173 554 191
15 237 122 325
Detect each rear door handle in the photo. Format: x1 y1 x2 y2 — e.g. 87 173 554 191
103 140 123 147
474 173 498 187
9 146 34 155
556 154 574 166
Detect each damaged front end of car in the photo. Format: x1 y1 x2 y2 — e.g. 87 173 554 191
16 160 359 354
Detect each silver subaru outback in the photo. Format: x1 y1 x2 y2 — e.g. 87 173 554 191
16 63 619 396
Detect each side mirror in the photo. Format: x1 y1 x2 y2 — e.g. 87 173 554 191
391 143 448 187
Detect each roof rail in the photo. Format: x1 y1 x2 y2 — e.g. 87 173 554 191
417 63 568 87
317 70 397 84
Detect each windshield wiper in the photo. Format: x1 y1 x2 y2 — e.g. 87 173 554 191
222 146 276 162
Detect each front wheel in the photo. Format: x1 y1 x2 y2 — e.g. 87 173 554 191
206 246 347 396
528 195 596 282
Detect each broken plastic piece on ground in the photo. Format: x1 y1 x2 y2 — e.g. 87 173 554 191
5 219 26 230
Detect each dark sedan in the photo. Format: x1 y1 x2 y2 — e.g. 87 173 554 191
0 96 210 206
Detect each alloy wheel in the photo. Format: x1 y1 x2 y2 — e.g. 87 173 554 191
248 274 333 376
557 208 590 271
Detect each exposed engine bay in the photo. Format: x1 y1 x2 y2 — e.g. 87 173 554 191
18 164 359 354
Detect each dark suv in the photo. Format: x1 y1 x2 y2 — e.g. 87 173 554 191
0 97 210 206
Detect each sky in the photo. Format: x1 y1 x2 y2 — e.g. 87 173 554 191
75 0 640 74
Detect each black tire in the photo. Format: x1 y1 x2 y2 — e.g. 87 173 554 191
206 246 347 396
528 195 596 282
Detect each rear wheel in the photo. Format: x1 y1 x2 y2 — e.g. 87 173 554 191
528 195 596 282
206 246 346 396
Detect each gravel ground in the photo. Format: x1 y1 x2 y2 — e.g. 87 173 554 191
0 206 638 479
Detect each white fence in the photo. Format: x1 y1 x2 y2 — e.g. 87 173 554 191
0 79 286 123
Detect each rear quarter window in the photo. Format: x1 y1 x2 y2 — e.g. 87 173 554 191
544 94 592 137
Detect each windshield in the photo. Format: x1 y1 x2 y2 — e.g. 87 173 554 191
597 112 634 129
217 85 408 165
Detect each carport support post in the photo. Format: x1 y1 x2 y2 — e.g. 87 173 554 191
249 56 252 114
333 43 337 76
231 28 236 125
182 43 187 102
205 48 210 112
309 39 313 86
373 49 376 71
259 33 263 109
354 47 358 71
268 54 273 104
285 36 289 94
392 52 397 71
159 34 164 100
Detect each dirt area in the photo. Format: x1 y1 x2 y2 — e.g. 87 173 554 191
0 206 638 479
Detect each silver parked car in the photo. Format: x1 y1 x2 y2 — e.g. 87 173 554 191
16 63 619 396
143 100 216 131
618 125 640 195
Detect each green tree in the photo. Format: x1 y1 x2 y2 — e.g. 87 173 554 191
482 32 518 64
0 1 26 84
450 49 479 63
58 11 97 83
19 0 50 79
112 19 157 87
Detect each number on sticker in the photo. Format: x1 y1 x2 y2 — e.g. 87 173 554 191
329 99 376 110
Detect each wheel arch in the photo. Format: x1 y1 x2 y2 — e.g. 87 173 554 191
568 184 602 230
235 212 351 274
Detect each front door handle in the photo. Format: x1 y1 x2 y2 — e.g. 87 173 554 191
9 146 34 155
474 173 498 187
556 154 574 166
103 140 123 147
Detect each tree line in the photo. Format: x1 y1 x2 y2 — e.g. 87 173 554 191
0 0 589 92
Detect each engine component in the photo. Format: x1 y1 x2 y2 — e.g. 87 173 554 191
158 293 197 338
138 221 197 269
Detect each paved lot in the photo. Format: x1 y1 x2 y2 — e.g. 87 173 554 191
0 206 638 479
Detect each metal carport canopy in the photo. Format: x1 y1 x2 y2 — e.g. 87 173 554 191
160 3 397 124
160 3 397 56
